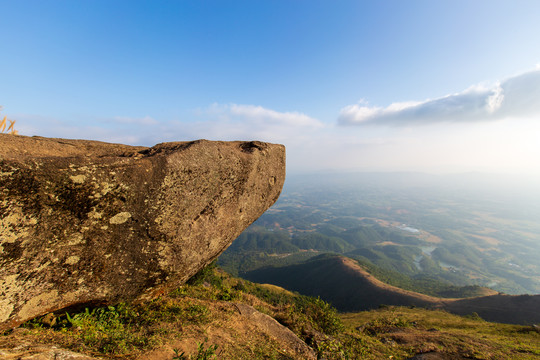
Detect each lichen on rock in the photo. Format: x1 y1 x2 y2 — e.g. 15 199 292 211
0 135 285 331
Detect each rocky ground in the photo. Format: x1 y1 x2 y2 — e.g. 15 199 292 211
1 266 538 360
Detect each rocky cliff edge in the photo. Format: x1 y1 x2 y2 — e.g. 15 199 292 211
0 135 285 331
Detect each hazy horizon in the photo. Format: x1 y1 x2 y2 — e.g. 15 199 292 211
2 1 540 175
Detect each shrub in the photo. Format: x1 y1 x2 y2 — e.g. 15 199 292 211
464 312 483 321
292 295 344 335
173 341 219 360
62 304 147 353
187 261 220 286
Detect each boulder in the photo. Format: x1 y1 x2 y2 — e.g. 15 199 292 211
0 135 285 331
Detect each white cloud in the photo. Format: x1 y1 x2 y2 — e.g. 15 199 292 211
14 104 323 148
12 81 540 176
13 114 161 145
182 103 324 144
339 69 540 126
204 103 323 129
486 82 504 113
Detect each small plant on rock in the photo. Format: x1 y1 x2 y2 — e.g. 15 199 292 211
173 341 219 360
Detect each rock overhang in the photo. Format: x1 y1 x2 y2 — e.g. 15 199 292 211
0 135 285 330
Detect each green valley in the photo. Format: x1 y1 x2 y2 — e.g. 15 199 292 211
219 172 540 297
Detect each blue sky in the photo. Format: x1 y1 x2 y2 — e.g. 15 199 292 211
2 1 540 174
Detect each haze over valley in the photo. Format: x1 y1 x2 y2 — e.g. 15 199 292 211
221 172 540 295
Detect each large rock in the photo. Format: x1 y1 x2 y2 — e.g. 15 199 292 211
0 135 285 331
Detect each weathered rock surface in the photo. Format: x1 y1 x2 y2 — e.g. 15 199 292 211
232 304 317 360
0 344 99 359
0 135 285 331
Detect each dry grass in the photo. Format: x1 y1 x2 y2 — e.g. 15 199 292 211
0 106 18 135
341 306 540 359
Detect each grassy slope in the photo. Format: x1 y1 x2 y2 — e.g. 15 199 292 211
1 266 538 360
341 306 540 360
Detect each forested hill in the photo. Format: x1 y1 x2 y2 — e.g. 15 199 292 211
220 172 540 296
244 254 540 325
219 223 503 299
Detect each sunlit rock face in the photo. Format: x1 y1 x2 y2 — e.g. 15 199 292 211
0 135 285 330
